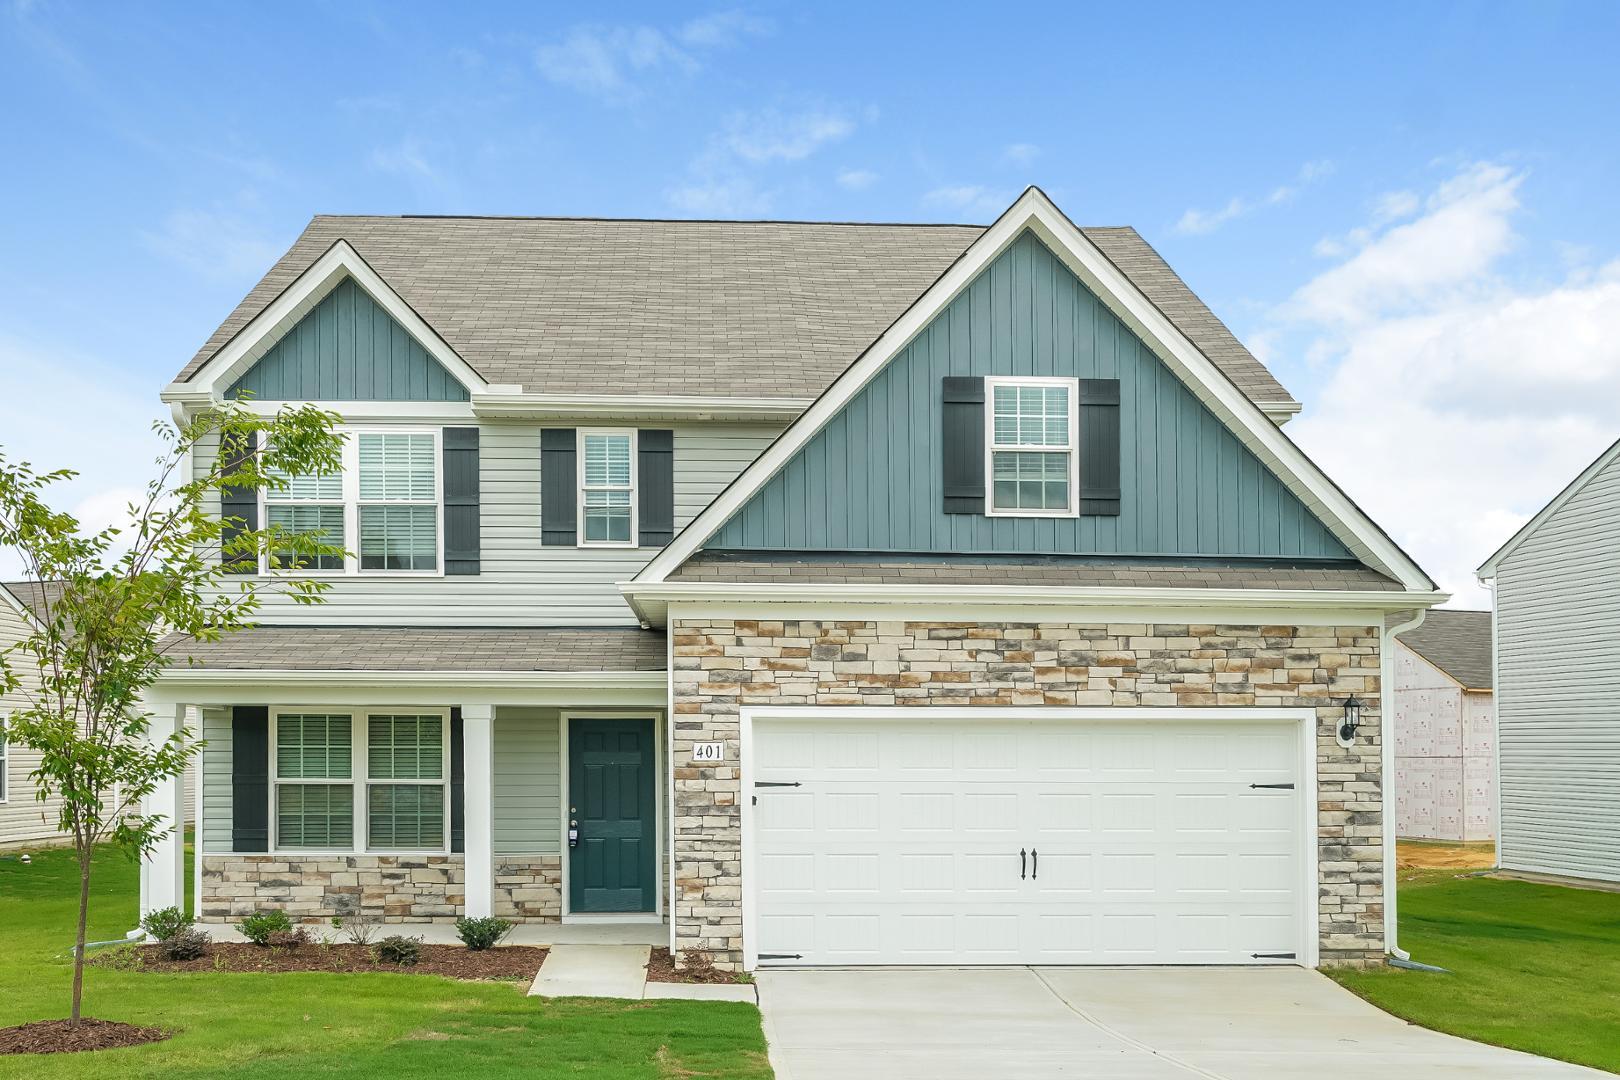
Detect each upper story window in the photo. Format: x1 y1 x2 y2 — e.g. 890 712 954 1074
985 376 1079 518
579 429 636 546
260 428 441 575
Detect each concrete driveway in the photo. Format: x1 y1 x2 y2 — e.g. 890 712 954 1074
757 967 1603 1079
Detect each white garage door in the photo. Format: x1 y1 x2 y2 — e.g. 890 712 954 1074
748 712 1308 967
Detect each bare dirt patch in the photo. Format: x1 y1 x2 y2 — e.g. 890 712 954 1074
102 941 547 981
645 947 751 985
0 1017 170 1055
1397 840 1496 870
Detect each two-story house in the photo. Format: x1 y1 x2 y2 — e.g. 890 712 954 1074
143 188 1444 970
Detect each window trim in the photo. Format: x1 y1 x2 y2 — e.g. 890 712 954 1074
258 425 445 578
268 706 451 856
0 713 8 805
982 375 1081 519
576 427 639 548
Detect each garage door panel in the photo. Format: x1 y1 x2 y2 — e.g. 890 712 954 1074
751 715 1305 966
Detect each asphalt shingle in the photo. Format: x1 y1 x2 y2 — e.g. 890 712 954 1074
160 626 667 673
1397 609 1493 689
176 216 1295 407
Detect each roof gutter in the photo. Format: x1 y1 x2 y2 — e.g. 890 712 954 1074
470 391 813 422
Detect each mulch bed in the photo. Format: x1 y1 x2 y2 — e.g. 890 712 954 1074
105 942 548 981
645 947 749 985
0 1017 171 1055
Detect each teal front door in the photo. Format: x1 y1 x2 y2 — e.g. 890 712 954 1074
568 717 657 913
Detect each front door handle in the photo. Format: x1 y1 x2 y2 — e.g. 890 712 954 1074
1020 848 1027 879
1031 849 1038 880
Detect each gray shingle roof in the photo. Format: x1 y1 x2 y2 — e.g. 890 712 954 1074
176 215 1294 407
160 626 666 673
1 580 67 623
1397 609 1493 690
669 553 1401 591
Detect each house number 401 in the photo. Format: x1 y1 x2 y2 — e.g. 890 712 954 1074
692 742 725 763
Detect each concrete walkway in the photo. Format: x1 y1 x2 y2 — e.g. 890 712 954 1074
527 943 757 1002
758 967 1605 1080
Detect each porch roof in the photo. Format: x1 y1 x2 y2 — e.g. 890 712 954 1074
159 626 667 672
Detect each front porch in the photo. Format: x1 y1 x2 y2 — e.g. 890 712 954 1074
139 628 672 932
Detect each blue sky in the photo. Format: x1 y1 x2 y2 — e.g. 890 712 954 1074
4 1 1620 601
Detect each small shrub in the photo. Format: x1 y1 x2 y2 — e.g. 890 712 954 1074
454 916 513 951
93 943 144 972
140 905 193 943
333 912 379 946
374 935 423 966
238 909 293 946
161 926 212 961
265 927 310 951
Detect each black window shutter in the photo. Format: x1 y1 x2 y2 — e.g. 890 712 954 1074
637 429 675 546
449 708 465 854
540 428 577 546
220 431 258 571
941 376 986 514
1079 379 1122 516
443 427 480 575
231 706 269 852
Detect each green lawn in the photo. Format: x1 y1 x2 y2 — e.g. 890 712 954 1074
1331 869 1620 1074
0 844 770 1078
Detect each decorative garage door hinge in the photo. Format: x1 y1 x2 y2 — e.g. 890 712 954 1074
1251 952 1297 960
752 780 801 806
1248 782 1295 789
758 953 803 961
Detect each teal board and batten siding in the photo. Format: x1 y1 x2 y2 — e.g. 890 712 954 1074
226 278 469 402
199 706 563 856
1494 447 1620 883
707 230 1349 560
195 420 785 625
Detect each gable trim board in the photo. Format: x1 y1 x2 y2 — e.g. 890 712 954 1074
161 239 503 416
632 187 1436 596
1477 434 1620 579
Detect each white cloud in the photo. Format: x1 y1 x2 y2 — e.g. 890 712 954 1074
721 108 853 163
0 335 168 578
1278 162 1620 607
1001 142 1041 166
922 184 1011 219
140 208 281 279
535 11 769 101
1176 160 1334 235
836 168 877 190
666 176 774 217
369 137 438 180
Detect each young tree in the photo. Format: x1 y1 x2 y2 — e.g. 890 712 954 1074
0 402 346 1027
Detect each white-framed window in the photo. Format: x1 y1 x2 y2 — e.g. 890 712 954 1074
258 427 442 575
578 429 637 546
984 376 1079 517
270 707 450 854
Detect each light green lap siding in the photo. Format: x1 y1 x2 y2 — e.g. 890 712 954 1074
494 707 560 856
707 230 1349 560
200 707 232 853
227 278 469 402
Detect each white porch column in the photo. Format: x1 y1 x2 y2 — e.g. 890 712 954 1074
140 699 187 918
461 703 495 918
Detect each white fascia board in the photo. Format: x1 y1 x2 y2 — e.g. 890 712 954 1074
148 668 667 708
1259 400 1303 424
1476 433 1620 580
471 391 812 422
635 187 1433 592
160 240 491 413
625 580 1449 628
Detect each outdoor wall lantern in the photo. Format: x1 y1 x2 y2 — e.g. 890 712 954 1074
1336 695 1362 749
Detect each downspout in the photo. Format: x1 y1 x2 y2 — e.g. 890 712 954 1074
1382 607 1428 962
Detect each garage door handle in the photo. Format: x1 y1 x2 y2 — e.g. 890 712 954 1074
1031 849 1037 880
1019 848 1026 879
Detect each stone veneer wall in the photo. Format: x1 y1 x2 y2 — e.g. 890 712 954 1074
672 619 1384 969
201 854 562 923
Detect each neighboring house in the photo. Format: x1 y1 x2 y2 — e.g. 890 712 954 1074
1392 610 1494 842
1479 436 1620 884
0 581 195 848
141 188 1444 971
